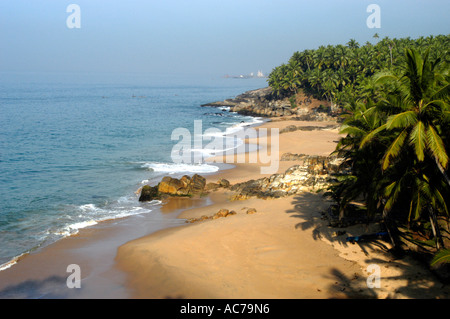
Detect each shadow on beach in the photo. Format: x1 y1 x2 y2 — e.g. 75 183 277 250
286 192 450 299
0 275 75 299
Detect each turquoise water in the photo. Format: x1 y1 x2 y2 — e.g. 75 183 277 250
0 72 267 267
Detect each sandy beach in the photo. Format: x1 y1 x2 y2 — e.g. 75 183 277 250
1 117 448 299
116 118 450 299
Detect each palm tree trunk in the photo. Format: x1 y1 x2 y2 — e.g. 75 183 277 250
428 206 445 250
382 210 396 247
388 44 394 68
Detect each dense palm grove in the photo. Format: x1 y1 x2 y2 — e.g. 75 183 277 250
268 35 450 265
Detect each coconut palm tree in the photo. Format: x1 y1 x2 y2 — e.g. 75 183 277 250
359 48 449 248
363 48 449 177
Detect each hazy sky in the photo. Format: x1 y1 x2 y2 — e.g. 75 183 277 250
1 0 449 77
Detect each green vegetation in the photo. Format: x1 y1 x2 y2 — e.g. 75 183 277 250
268 35 449 112
269 35 450 263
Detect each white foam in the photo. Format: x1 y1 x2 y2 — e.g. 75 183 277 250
79 204 97 212
142 162 219 174
51 199 160 238
204 116 265 138
0 254 26 272
69 220 98 230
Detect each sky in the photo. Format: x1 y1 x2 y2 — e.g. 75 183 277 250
0 0 449 77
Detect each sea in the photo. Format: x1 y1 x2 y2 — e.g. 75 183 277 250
0 71 267 270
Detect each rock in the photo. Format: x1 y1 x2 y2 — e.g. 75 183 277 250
158 176 185 195
217 178 230 188
281 153 307 161
204 178 231 192
205 182 221 191
280 125 298 133
228 155 345 200
246 208 257 214
156 174 207 197
216 209 230 218
201 86 339 119
188 174 206 196
228 210 237 216
139 185 160 202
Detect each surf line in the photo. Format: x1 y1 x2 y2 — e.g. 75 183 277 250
171 120 279 174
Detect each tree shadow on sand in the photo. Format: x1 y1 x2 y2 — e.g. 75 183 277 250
0 275 80 299
285 192 450 299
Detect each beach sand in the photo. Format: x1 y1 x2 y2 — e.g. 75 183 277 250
116 118 450 299
1 117 448 299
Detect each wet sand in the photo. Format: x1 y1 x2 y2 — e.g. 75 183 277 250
0 197 209 298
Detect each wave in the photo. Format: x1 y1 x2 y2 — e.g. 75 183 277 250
141 162 219 174
51 198 161 237
203 116 265 137
0 253 27 272
0 197 163 272
197 116 265 157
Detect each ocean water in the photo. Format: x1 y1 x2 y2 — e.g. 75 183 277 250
0 72 267 268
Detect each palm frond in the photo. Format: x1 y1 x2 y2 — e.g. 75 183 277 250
409 121 426 162
426 125 449 169
382 128 408 170
386 111 417 130
422 99 448 114
374 72 398 86
431 249 450 266
384 180 402 211
430 83 450 101
339 124 366 136
359 123 387 149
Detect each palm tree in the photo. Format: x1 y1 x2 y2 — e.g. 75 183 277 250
360 48 449 248
373 33 380 43
347 39 360 50
364 48 449 176
332 99 387 220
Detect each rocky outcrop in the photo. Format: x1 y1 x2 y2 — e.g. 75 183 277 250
202 87 294 117
229 155 344 200
202 86 337 120
185 207 257 223
185 208 239 223
157 174 206 197
139 156 344 202
205 178 231 192
139 175 231 202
